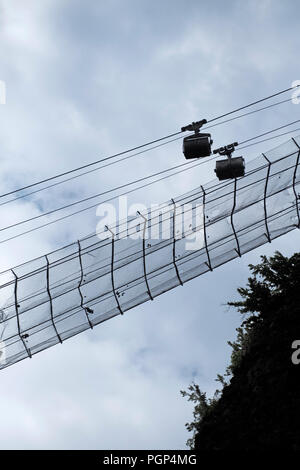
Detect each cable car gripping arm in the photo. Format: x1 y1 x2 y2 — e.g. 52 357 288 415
181 119 207 133
213 141 239 158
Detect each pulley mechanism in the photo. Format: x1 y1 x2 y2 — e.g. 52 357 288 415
213 142 245 181
181 119 213 159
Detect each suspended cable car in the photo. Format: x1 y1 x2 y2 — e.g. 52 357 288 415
213 142 245 181
181 119 213 159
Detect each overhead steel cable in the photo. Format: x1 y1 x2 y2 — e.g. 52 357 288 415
1 95 294 209
0 84 298 202
0 159 202 234
206 85 298 124
238 119 300 146
0 157 214 245
1 118 299 239
239 127 300 150
0 136 189 208
201 96 293 131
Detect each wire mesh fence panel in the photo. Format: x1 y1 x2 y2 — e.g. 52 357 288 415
0 135 300 370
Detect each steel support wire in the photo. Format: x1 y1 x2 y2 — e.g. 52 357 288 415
137 211 153 301
105 226 124 315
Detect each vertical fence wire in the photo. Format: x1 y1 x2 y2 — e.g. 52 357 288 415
292 138 300 227
137 211 153 300
45 255 62 344
201 186 213 271
171 199 183 286
231 178 241 257
77 241 93 329
105 226 124 315
262 153 272 242
11 269 32 358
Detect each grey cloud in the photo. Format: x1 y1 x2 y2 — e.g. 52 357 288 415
0 0 299 449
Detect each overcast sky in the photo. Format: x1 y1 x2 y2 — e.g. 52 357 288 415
0 0 299 450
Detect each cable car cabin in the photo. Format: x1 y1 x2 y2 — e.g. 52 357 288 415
183 133 212 159
215 156 245 181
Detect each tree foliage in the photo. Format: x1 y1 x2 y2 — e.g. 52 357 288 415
182 251 300 451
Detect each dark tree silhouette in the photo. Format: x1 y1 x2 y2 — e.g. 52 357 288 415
182 251 300 451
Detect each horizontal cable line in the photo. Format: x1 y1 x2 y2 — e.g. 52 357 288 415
0 137 191 208
2 96 294 208
239 127 300 150
205 84 298 124
0 157 214 245
202 96 293 131
79 119 300 241
0 134 183 200
0 85 298 202
0 160 197 233
39 129 300 246
239 119 300 146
